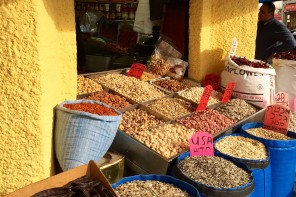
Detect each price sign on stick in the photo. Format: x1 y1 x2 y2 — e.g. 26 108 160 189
189 132 214 157
203 74 220 91
275 92 289 108
263 104 291 135
222 82 235 104
229 37 238 56
127 63 146 79
197 85 213 111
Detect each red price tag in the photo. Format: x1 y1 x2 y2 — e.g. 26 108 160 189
275 92 289 108
189 131 214 157
203 74 220 91
127 63 146 79
263 104 291 135
197 85 213 111
222 82 235 104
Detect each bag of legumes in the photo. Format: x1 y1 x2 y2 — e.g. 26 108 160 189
220 38 276 108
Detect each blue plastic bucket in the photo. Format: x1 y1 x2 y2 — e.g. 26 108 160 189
214 133 271 197
112 174 200 197
174 152 254 197
241 122 296 197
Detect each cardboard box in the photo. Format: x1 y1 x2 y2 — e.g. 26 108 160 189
7 160 117 197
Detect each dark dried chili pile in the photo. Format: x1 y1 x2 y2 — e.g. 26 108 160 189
32 175 115 197
63 103 118 116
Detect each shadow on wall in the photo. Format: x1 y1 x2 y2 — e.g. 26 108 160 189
42 0 75 32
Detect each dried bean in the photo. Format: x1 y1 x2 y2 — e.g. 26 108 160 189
77 75 103 95
93 73 165 102
119 109 164 137
289 112 296 132
215 99 258 121
246 127 293 140
134 123 195 158
114 180 190 197
179 87 222 106
152 78 193 92
215 136 268 160
176 109 236 135
179 156 251 188
145 97 195 119
63 103 118 116
84 91 131 109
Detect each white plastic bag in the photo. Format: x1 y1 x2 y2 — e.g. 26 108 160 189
273 58 296 111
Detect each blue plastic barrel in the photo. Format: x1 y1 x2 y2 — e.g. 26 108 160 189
214 133 271 197
241 122 296 197
174 152 254 197
112 174 200 197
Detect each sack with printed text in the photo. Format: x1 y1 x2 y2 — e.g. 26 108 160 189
221 55 276 108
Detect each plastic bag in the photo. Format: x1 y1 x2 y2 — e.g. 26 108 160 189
79 11 102 33
147 36 182 76
166 57 188 80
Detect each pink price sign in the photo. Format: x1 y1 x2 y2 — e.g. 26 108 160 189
197 85 213 111
294 98 296 112
203 74 220 91
275 92 289 108
127 63 146 79
222 82 235 104
263 104 291 135
189 132 214 157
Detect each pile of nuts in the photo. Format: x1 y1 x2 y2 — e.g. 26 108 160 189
114 180 191 197
176 109 236 135
289 112 296 132
148 55 172 76
246 127 293 140
134 123 195 158
84 91 131 109
179 87 222 106
77 75 103 95
119 109 164 137
92 73 165 102
179 156 251 188
63 103 118 116
140 72 159 81
152 78 195 93
145 97 195 120
215 99 258 122
215 136 268 160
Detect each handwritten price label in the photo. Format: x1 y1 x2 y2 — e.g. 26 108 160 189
203 74 220 91
222 82 235 104
263 104 291 135
197 85 213 111
275 92 289 108
127 63 146 79
189 132 214 157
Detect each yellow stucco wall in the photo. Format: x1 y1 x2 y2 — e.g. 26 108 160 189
0 1 77 195
188 0 259 82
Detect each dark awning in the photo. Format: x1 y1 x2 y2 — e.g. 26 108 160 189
259 0 281 3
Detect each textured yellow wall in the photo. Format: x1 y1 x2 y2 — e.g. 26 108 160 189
188 0 258 82
0 0 77 195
